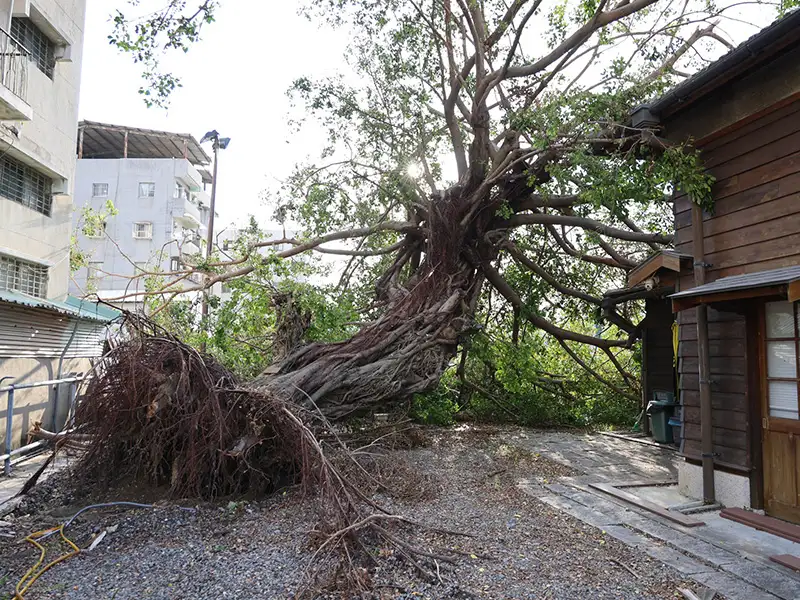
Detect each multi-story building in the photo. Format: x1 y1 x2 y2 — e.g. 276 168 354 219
0 1 116 456
70 121 215 312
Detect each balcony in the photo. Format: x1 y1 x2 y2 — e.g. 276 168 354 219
0 28 32 121
181 233 202 257
173 158 204 191
172 196 202 229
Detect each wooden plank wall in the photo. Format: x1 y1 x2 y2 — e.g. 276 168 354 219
672 97 800 471
677 307 749 469
674 98 800 276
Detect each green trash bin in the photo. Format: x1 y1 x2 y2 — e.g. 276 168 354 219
647 400 677 444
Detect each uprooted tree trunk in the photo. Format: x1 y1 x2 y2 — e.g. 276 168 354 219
261 219 483 420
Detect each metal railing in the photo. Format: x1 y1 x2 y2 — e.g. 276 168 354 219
1 376 81 476
0 27 29 102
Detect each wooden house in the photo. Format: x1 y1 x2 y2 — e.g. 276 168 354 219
631 10 800 522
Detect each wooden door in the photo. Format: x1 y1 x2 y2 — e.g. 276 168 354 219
762 301 800 523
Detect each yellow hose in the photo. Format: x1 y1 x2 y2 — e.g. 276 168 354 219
15 524 80 599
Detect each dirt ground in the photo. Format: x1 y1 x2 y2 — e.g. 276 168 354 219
0 425 705 599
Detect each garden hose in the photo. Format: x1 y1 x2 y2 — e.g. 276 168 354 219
15 524 80 599
13 501 195 599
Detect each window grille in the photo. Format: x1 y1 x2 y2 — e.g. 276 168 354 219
0 253 48 298
0 154 52 216
92 183 109 197
133 222 153 239
11 17 55 79
139 182 155 198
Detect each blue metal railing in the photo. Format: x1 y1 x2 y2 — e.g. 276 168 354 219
0 376 81 476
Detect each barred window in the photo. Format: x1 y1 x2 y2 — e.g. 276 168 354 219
92 183 109 197
0 254 48 298
133 222 153 239
11 17 56 79
0 154 52 216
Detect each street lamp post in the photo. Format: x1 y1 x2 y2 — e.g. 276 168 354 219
199 130 230 342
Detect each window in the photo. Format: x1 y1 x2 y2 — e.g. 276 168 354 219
138 182 155 198
174 182 190 201
85 221 106 239
222 240 230 251
0 253 48 298
92 183 109 197
0 154 53 216
170 257 181 271
133 222 153 239
87 261 104 284
765 301 800 420
11 17 56 79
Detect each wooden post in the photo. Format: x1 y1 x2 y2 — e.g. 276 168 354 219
641 328 651 435
691 202 715 504
123 130 128 158
77 127 84 159
183 139 188 160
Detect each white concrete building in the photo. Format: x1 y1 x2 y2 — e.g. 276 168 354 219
70 121 215 312
0 1 115 456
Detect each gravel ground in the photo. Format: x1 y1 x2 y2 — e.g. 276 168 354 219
0 426 705 599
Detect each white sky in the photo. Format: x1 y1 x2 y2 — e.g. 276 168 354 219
78 0 351 232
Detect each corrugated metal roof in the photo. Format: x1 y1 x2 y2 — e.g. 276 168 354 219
0 291 121 323
0 302 107 358
670 265 800 299
78 120 211 165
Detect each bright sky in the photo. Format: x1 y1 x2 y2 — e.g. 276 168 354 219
78 0 351 233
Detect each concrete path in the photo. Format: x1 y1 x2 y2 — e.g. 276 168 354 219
502 429 800 600
0 451 63 516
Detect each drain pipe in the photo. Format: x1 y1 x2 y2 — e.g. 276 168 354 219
691 202 715 504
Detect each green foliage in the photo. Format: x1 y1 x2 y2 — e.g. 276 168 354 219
70 200 118 273
411 369 460 425
109 1 217 107
148 225 361 378
414 329 640 429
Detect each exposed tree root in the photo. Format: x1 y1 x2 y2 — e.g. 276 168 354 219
69 315 469 595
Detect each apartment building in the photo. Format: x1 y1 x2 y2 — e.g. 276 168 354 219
70 121 215 311
0 1 116 455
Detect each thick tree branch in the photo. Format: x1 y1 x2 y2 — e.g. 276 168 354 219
556 338 638 402
507 213 673 244
503 0 659 79
503 242 602 305
482 262 627 348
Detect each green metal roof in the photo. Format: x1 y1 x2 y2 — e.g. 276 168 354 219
0 290 121 323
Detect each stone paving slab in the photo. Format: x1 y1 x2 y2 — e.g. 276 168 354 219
720 559 800 600
691 571 782 600
505 431 800 600
643 543 716 576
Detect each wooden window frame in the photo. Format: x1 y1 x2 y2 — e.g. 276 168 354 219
762 300 800 434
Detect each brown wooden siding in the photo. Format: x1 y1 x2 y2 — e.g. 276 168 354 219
677 306 750 471
672 98 800 472
674 98 800 278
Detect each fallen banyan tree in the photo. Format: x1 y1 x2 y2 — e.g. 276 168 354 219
70 314 467 594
